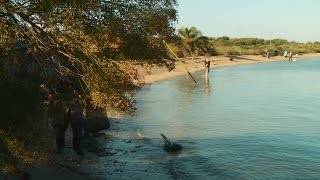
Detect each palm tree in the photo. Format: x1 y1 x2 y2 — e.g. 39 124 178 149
178 27 210 56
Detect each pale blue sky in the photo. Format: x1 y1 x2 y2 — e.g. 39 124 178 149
176 0 320 42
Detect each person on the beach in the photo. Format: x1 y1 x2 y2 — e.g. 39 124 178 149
288 51 293 61
52 102 86 156
284 50 288 59
204 57 211 78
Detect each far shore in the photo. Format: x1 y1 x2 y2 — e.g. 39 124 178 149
137 53 320 85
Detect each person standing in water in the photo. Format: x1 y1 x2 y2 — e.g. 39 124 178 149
204 57 211 79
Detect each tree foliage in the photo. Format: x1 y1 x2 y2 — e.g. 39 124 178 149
0 0 178 171
172 26 320 58
209 36 320 56
0 0 178 124
177 26 214 56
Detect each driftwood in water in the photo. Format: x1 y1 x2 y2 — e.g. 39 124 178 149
160 133 183 152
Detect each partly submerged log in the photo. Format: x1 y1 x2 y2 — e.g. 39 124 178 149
160 133 183 152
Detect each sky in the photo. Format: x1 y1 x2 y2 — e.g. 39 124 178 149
176 0 320 42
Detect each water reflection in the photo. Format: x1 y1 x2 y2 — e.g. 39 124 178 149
175 76 199 109
162 72 215 110
131 59 320 179
204 76 212 97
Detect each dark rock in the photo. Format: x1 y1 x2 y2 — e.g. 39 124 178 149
163 143 183 152
160 133 183 152
85 108 110 133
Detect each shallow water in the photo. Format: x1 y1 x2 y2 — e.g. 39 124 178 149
128 58 320 179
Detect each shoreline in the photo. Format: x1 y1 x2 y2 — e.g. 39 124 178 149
5 53 320 179
91 54 320 179
138 53 320 85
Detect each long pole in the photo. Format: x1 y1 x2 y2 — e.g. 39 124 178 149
163 40 197 85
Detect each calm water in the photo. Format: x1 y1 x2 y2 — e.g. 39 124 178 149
126 58 320 179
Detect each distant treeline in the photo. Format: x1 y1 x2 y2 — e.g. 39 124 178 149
174 27 320 57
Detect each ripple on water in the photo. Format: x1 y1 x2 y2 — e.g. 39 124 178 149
130 59 320 179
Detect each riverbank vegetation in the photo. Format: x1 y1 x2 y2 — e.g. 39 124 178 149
0 0 178 173
174 27 320 57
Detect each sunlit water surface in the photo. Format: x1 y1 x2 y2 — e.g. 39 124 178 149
121 58 320 179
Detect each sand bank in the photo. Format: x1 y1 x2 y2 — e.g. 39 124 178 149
138 53 320 84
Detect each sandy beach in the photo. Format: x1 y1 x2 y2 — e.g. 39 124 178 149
138 53 320 84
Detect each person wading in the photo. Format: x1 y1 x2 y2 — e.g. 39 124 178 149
204 57 211 79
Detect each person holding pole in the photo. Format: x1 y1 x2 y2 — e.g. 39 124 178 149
204 57 211 79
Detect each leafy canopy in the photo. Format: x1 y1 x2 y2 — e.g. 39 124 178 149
177 26 212 56
0 0 178 119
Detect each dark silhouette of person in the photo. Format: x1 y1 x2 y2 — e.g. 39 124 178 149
52 103 86 156
289 51 293 61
